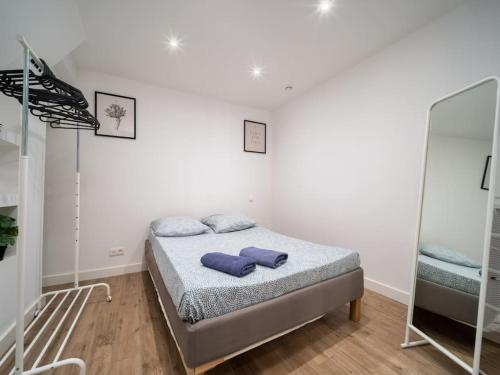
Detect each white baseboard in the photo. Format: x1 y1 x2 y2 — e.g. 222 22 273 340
43 264 408 304
364 277 409 305
43 262 145 287
0 299 39 357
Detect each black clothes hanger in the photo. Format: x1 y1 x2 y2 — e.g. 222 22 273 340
0 58 99 129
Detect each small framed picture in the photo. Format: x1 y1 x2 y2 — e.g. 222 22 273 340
481 155 492 190
244 120 266 154
95 91 136 139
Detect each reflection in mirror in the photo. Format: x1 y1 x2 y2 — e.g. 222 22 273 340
482 201 500 370
412 79 500 372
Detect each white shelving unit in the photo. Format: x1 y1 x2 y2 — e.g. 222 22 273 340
0 193 17 208
0 128 19 150
0 78 21 363
0 128 19 209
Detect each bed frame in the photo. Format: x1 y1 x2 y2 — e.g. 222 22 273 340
145 240 364 374
414 278 478 325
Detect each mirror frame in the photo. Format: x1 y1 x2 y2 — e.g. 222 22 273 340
402 77 500 375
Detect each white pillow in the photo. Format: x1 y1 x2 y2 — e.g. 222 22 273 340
201 213 256 233
151 216 210 237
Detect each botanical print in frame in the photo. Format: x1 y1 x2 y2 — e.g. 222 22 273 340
95 91 136 139
244 120 266 154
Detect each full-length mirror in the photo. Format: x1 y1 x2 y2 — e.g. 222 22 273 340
409 78 500 373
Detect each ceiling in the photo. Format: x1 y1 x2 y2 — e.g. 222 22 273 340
72 0 465 110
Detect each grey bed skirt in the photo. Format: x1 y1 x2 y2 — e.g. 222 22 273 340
145 240 364 368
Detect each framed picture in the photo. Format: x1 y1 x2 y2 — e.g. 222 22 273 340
481 155 492 191
244 120 266 154
95 91 136 139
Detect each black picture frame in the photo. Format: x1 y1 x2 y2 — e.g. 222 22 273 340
95 91 136 140
481 155 492 191
244 120 266 154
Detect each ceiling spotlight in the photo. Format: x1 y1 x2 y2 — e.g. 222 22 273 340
164 35 182 52
316 0 335 15
251 65 263 79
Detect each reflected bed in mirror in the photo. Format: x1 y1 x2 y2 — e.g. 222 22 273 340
403 78 500 375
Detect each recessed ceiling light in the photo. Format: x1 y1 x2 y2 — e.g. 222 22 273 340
285 86 293 91
164 35 182 52
251 65 263 79
316 0 335 15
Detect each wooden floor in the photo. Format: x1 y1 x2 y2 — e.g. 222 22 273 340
1 271 497 374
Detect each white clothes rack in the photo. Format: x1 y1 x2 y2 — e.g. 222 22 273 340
0 36 112 375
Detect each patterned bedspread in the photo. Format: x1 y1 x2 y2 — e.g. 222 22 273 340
417 254 481 296
150 226 361 323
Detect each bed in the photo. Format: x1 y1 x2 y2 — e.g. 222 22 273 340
415 254 480 325
145 226 364 374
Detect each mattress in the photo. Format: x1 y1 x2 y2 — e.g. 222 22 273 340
417 254 481 296
150 226 361 323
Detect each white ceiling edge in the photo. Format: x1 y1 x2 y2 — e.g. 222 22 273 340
72 66 276 112
74 67 275 118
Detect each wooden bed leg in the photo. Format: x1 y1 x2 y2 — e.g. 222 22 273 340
190 358 224 375
349 298 361 322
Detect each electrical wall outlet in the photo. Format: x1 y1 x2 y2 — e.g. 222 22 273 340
109 246 125 257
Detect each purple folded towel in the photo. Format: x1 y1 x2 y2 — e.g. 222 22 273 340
201 252 256 277
240 247 288 268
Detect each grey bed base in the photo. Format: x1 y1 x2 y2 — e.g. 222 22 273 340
145 240 364 374
415 278 478 326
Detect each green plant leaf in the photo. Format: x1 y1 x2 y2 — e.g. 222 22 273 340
0 234 16 246
0 217 14 229
0 215 18 246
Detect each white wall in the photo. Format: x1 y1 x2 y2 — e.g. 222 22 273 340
420 135 491 263
43 71 272 281
271 0 500 302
